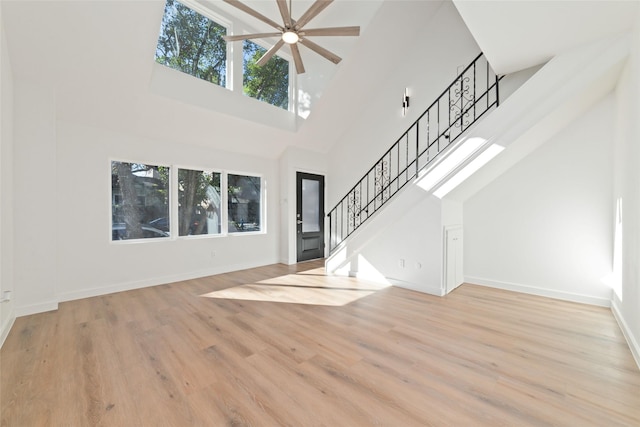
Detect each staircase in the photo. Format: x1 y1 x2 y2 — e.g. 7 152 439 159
328 52 500 253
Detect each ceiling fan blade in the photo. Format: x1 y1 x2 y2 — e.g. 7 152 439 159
223 0 283 30
294 0 333 30
290 43 306 74
299 38 341 64
301 26 360 37
276 0 292 28
223 32 282 42
256 39 286 67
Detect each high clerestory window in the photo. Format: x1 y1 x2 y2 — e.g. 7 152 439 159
243 40 289 110
155 0 227 87
155 0 290 110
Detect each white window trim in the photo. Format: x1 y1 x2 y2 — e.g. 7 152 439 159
226 171 266 235
174 166 226 239
242 38 295 113
110 160 267 242
169 0 295 112
109 158 172 244
174 0 234 90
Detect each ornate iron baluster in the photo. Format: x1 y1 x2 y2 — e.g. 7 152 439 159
450 74 472 130
375 160 390 205
347 187 361 230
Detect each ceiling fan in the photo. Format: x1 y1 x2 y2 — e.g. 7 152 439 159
222 0 360 74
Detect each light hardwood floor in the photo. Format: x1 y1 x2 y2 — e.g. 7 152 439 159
2 260 639 426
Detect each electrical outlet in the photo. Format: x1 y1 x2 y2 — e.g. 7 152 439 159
0 291 12 303
399 259 405 268
211 250 217 258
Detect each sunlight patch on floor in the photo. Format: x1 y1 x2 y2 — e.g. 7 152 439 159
200 269 390 306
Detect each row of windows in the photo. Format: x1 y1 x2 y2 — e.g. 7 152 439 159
111 161 262 241
155 0 290 110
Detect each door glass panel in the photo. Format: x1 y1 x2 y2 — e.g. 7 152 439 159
302 179 320 232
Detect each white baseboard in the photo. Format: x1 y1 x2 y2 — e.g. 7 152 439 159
0 310 16 349
334 269 445 297
465 276 611 307
14 300 59 317
11 259 279 317
388 278 445 297
56 258 279 304
611 299 640 370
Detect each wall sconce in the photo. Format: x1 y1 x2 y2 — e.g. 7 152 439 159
402 88 410 116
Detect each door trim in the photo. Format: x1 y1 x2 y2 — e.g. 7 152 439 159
296 172 325 263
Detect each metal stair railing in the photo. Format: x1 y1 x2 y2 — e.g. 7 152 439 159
328 52 500 252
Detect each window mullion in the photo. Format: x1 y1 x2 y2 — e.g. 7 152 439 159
221 172 229 235
232 32 244 95
171 166 179 238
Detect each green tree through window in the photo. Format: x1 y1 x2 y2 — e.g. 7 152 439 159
178 169 222 236
228 174 261 232
111 162 170 241
155 0 227 86
243 40 289 110
155 1 290 110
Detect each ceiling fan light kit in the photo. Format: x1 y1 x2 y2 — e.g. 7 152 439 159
222 0 360 74
282 31 299 44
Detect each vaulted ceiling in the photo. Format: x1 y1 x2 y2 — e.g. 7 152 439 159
452 0 639 75
2 1 638 158
2 0 392 157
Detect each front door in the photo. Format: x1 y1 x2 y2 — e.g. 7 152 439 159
296 172 325 262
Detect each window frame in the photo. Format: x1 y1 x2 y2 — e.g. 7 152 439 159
180 0 234 90
157 0 296 111
226 171 265 235
109 159 172 244
174 166 226 239
241 38 294 112
110 160 266 243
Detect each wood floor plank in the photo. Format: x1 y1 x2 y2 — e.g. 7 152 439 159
2 259 640 426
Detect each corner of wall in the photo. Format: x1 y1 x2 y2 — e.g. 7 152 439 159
325 185 444 296
388 278 445 297
0 309 16 349
465 276 612 307
0 5 16 350
14 300 59 318
611 298 640 370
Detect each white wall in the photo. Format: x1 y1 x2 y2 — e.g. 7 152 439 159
0 10 16 345
322 1 478 291
7 77 285 317
356 187 443 294
150 63 299 133
464 94 614 306
611 10 640 366
13 81 58 316
53 120 280 303
326 1 480 207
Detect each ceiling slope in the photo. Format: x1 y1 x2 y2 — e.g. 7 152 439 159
452 0 638 75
